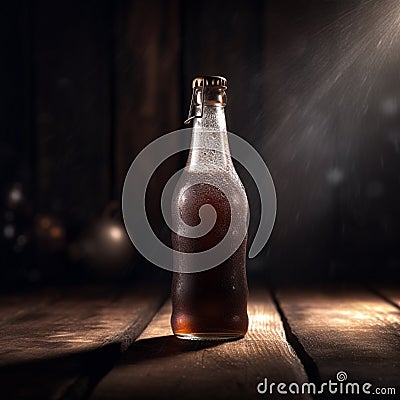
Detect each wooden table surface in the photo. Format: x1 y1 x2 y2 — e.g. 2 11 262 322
0 284 399 399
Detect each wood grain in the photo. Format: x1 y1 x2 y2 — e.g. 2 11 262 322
0 0 33 187
112 0 182 253
0 0 35 286
90 289 310 400
276 288 400 392
34 0 112 222
114 0 181 195
0 285 167 399
0 288 61 326
262 0 340 283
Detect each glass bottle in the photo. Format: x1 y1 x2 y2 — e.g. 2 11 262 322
171 76 249 340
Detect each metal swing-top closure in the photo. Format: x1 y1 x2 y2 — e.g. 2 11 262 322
184 76 228 125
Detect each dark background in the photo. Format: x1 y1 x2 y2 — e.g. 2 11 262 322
1 0 399 289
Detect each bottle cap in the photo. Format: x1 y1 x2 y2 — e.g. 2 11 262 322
192 76 227 89
184 76 227 125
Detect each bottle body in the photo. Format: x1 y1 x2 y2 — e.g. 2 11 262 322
171 179 249 340
171 79 249 340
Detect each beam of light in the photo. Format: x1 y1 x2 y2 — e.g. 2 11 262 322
250 312 276 330
297 298 400 327
259 0 400 231
263 0 400 156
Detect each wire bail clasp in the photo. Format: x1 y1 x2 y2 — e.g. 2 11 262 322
184 87 204 125
183 76 227 125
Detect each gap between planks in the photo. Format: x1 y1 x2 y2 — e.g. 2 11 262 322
275 286 400 397
0 284 168 400
89 288 311 400
368 285 400 311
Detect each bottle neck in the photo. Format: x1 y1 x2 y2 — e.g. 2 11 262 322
187 105 233 170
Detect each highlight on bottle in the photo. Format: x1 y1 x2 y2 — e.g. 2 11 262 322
122 128 276 273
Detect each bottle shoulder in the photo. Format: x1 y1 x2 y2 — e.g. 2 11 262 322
173 167 248 206
180 166 245 187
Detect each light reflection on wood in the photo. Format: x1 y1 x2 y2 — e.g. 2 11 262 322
91 289 311 400
277 288 400 388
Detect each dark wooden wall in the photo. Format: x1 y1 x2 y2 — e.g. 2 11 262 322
1 0 400 287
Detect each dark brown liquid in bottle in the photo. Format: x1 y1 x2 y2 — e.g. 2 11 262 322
171 182 248 340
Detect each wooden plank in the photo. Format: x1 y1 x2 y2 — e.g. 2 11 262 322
0 0 35 286
34 0 112 222
333 0 400 280
262 0 341 282
0 288 62 326
0 0 33 187
90 289 310 400
183 0 266 141
0 284 167 399
114 0 181 228
276 288 400 392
